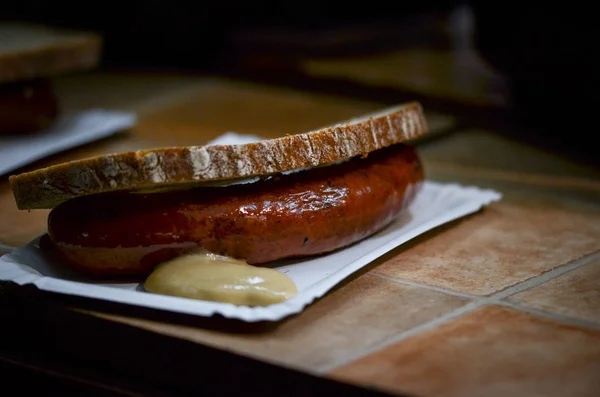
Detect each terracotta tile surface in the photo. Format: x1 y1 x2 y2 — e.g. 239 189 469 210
303 50 508 108
94 274 468 372
330 306 600 397
374 201 600 295
419 129 600 179
510 258 600 325
424 169 600 209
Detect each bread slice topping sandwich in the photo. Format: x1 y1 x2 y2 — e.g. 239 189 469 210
9 101 428 306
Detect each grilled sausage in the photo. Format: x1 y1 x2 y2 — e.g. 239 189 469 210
47 143 424 276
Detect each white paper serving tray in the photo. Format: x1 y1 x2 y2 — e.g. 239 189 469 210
0 180 500 322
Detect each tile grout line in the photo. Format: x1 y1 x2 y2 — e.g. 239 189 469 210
493 300 600 332
316 299 488 374
371 249 600 304
489 249 600 300
370 272 478 300
319 250 600 374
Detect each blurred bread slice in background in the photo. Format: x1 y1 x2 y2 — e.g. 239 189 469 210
0 22 101 83
0 22 102 134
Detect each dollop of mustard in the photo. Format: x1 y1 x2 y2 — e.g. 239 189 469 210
144 253 297 306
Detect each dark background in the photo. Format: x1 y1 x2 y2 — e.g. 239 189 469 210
4 1 599 162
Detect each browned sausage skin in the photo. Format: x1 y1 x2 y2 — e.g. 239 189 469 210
47 143 424 276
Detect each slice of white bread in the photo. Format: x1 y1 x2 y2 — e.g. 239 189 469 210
0 22 102 84
9 101 428 210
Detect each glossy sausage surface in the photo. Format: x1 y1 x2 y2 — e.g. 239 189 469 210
48 143 424 276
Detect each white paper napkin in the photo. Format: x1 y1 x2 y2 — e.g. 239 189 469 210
0 109 136 177
0 132 502 322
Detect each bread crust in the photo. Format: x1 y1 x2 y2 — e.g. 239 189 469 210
9 101 427 210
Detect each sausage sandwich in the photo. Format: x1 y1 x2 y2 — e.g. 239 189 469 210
9 102 429 277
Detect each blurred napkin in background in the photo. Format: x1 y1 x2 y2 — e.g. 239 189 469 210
0 109 136 177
